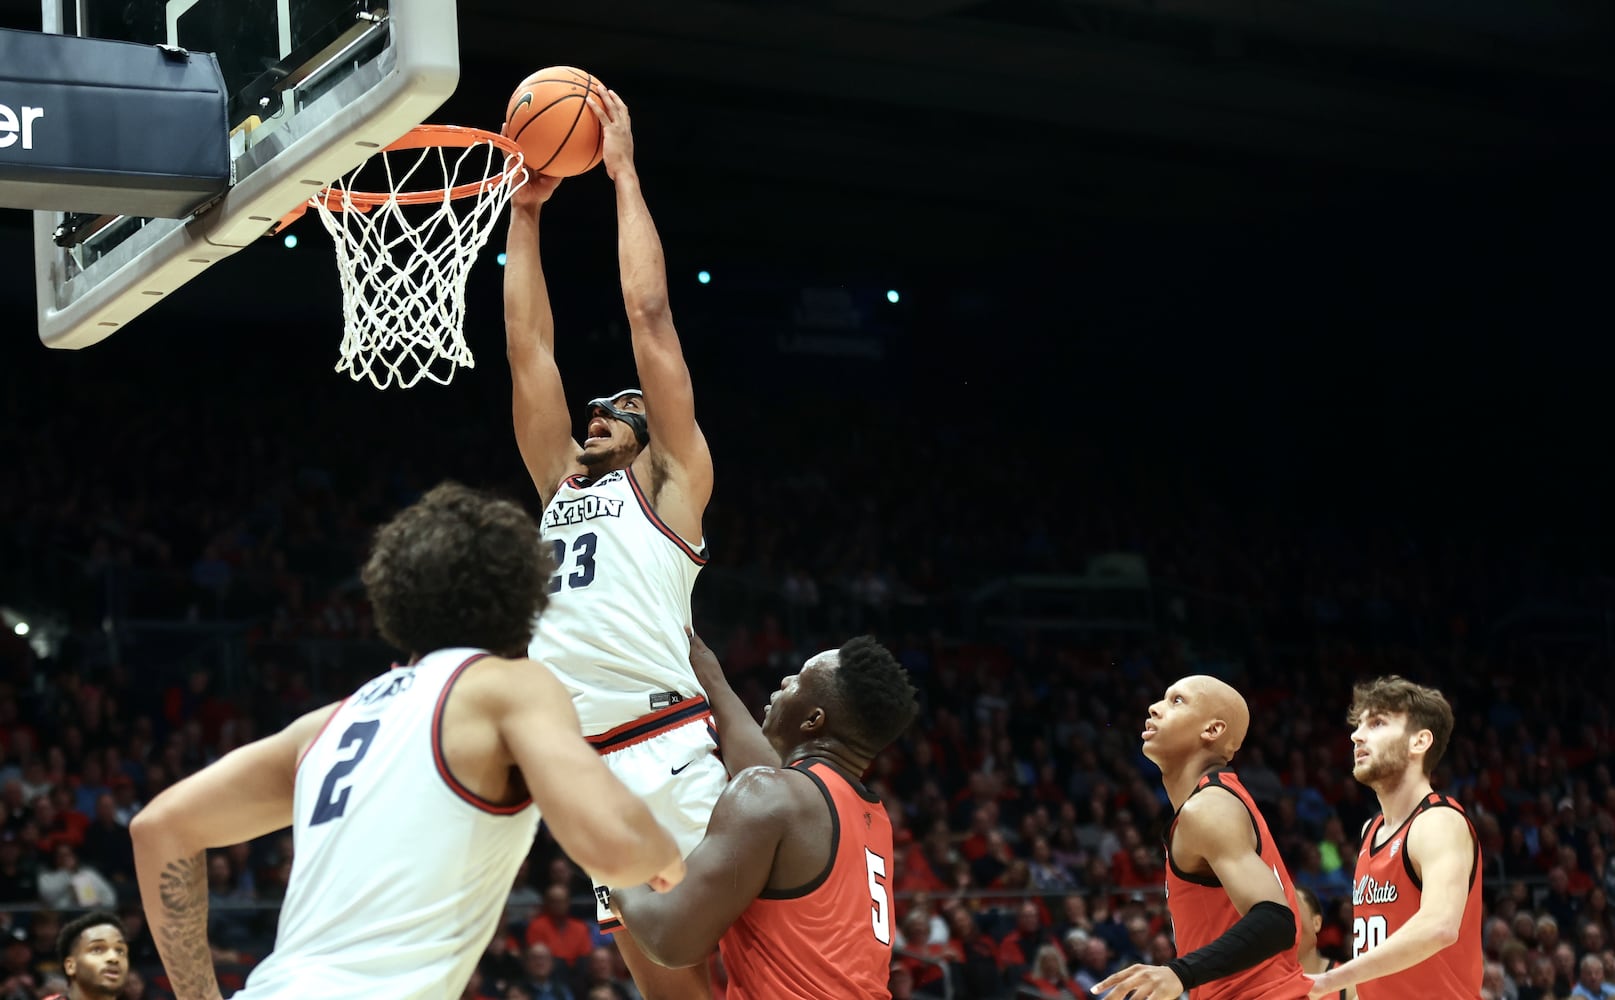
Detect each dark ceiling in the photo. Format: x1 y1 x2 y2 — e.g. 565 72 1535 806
1 0 1611 335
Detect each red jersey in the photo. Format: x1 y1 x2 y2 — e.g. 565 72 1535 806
1164 770 1310 1000
1353 793 1482 1000
721 759 894 999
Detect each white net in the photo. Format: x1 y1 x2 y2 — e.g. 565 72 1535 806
310 133 526 389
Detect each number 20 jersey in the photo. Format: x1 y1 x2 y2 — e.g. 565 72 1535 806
529 468 708 735
1352 793 1482 1000
237 650 539 1000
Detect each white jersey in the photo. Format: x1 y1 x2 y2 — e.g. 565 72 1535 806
530 467 707 735
238 648 539 1000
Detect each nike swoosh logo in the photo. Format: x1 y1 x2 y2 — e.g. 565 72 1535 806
671 762 692 775
512 93 533 116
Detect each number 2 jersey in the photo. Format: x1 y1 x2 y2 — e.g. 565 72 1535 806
1164 770 1310 1000
1352 793 1482 1000
720 759 896 1000
530 468 708 735
237 649 539 1000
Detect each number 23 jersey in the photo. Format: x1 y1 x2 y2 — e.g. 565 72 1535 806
1352 793 1482 1000
530 468 708 735
239 650 539 1000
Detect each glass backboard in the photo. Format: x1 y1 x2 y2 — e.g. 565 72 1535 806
33 0 459 348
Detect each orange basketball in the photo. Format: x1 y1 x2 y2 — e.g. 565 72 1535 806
503 67 607 178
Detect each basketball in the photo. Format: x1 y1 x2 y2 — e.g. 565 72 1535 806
504 67 607 178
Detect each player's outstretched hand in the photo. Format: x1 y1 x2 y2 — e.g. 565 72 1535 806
509 168 562 211
1092 963 1185 1000
1306 973 1338 998
588 89 635 181
647 856 686 894
686 630 725 688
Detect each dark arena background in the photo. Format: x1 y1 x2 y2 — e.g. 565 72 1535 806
2 2 1614 998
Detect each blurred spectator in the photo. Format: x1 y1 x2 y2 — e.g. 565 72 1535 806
1016 943 1089 999
1072 936 1113 996
525 886 593 968
569 947 630 1000
516 943 574 1000
0 833 34 904
80 793 136 896
37 843 116 909
1572 952 1615 999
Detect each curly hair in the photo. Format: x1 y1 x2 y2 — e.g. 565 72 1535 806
1348 675 1454 776
57 910 123 964
361 482 554 658
826 636 918 755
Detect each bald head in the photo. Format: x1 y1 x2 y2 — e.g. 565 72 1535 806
1177 675 1250 762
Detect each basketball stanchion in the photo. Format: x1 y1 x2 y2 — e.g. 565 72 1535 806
278 125 527 390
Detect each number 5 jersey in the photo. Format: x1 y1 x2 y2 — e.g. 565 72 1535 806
531 468 709 735
237 650 538 1000
719 759 897 1000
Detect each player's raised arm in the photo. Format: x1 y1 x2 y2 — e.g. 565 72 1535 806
610 767 792 968
504 170 581 504
485 656 685 891
591 90 713 513
688 631 781 775
1306 807 1474 998
1096 788 1297 999
130 703 340 1000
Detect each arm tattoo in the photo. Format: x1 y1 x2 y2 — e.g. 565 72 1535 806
154 852 221 1000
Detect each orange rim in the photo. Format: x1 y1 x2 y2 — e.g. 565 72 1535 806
311 124 525 213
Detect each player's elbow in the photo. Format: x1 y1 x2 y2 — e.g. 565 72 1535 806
128 801 183 853
626 923 707 971
578 821 680 891
625 297 672 330
1428 920 1462 949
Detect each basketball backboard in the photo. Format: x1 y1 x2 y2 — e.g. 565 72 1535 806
32 0 458 348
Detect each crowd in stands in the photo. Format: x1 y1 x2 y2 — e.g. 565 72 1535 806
2 357 1613 1000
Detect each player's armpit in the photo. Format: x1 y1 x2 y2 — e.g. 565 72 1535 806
612 765 791 968
492 658 681 889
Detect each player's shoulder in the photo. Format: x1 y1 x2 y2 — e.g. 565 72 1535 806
1181 776 1251 819
1406 797 1475 849
452 655 571 711
718 765 818 824
1176 780 1256 844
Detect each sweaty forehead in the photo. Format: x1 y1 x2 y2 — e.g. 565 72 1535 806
801 650 839 681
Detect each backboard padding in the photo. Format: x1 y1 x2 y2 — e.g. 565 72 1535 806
34 0 459 349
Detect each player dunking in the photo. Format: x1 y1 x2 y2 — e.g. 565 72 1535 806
504 88 720 999
612 632 919 998
43 911 127 1000
1096 676 1310 1000
130 483 682 1000
1305 677 1481 999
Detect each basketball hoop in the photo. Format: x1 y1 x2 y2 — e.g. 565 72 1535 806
290 124 527 389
